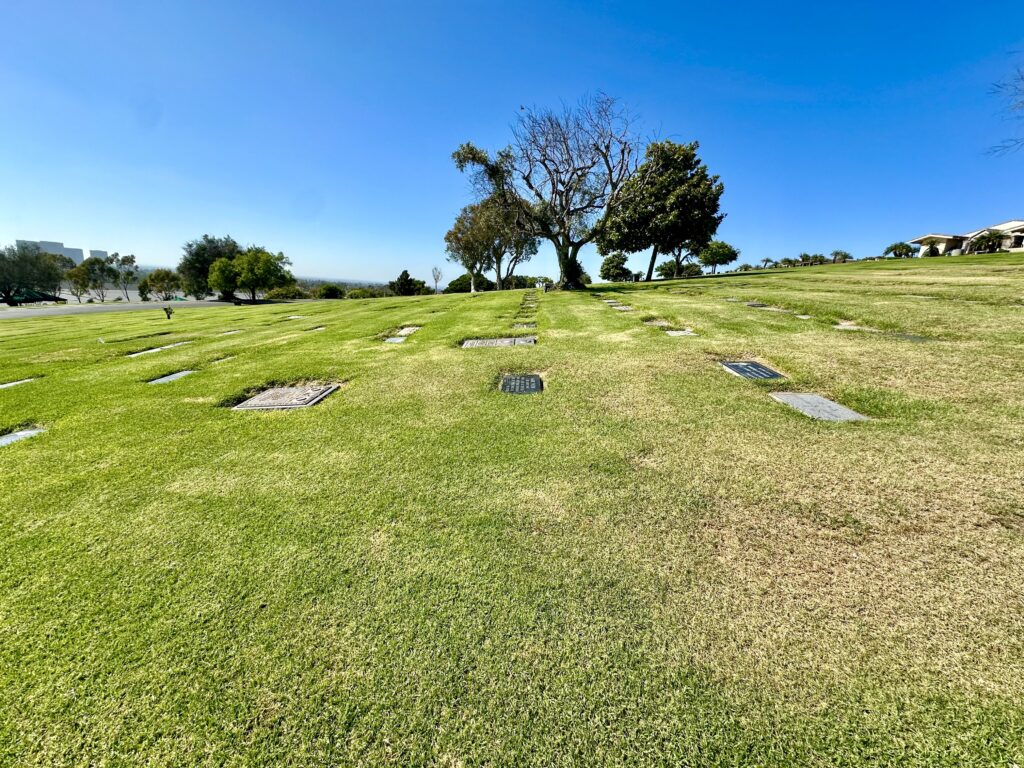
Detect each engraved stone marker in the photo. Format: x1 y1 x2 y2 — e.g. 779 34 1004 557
462 336 536 348
666 329 697 336
0 427 44 447
396 326 420 336
234 384 341 410
500 374 543 394
149 370 195 384
770 393 868 421
746 301 768 308
513 323 537 329
721 361 784 379
384 337 406 343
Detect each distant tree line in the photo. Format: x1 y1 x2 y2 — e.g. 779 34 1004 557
0 242 139 306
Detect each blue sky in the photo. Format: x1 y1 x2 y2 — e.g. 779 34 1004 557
1 1 1022 283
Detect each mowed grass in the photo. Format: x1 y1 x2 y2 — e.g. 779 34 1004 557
1 255 1023 766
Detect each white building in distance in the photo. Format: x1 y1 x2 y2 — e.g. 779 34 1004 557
15 240 108 264
909 220 1024 256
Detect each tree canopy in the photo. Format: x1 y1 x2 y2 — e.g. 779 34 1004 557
599 253 632 282
453 93 644 289
444 202 498 293
597 140 724 281
698 241 740 274
0 242 71 305
883 242 915 259
234 247 294 301
178 235 241 300
388 270 431 296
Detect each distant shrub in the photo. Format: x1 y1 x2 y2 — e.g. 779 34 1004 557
346 287 383 299
316 284 345 299
444 273 495 293
264 286 310 300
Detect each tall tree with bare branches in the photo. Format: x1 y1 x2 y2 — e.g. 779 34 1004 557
453 93 644 289
993 65 1024 154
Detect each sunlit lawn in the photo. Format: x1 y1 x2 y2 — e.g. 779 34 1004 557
1 254 1023 765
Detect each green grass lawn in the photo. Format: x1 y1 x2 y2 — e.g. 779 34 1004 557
2 254 1023 766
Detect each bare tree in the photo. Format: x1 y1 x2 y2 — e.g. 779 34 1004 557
453 93 645 289
992 66 1024 154
431 266 442 294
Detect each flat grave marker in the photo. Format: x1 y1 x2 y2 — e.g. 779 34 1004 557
500 373 543 394
770 393 869 422
513 323 537 329
0 427 44 448
721 360 784 379
613 305 633 311
220 330 242 336
384 337 406 344
308 326 326 332
126 341 192 358
644 319 670 327
834 320 878 332
0 378 38 390
234 384 341 411
795 314 812 320
396 326 421 336
746 301 768 308
462 336 536 348
285 315 306 320
666 328 697 337
149 370 195 384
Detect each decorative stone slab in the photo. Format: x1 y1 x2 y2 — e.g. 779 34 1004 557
500 373 543 394
384 336 406 343
771 393 868 422
234 384 341 411
513 323 537 329
149 370 195 384
462 336 536 348
666 329 697 337
396 326 420 336
721 361 784 379
0 427 44 447
0 378 37 390
126 341 192 358
644 320 670 327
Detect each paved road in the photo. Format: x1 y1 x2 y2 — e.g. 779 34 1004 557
0 300 230 320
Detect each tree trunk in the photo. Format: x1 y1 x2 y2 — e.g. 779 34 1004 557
555 241 587 290
645 245 659 282
470 273 476 293
494 254 503 291
711 264 717 275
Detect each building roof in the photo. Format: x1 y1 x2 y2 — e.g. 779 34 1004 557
908 233 961 244
963 220 1024 238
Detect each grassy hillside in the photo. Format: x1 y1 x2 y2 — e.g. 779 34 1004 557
1 254 1023 765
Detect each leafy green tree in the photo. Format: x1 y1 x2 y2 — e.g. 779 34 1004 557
883 242 915 259
147 268 181 301
137 276 151 302
178 235 241 300
919 239 940 258
316 284 345 299
207 257 239 300
0 242 70 304
264 285 310 300
443 273 495 293
453 94 643 289
597 140 724 281
831 249 852 263
65 263 91 303
760 258 776 269
444 202 498 293
233 247 294 301
698 241 740 275
79 256 117 301
656 260 703 279
809 253 827 265
388 270 429 296
599 253 632 282
109 253 138 301
346 287 386 299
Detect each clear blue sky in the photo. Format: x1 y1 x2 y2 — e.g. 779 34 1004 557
1 1 1022 282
